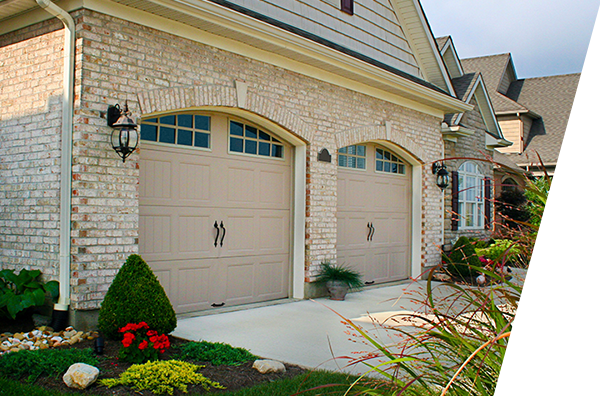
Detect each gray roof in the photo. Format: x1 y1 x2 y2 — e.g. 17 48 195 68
444 72 479 126
462 54 528 114
463 54 580 167
503 73 580 165
436 36 450 51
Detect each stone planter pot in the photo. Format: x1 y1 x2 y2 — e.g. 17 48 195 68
326 280 350 301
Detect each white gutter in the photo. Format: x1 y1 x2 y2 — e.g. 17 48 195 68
36 0 75 312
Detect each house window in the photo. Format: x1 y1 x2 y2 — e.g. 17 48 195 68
375 147 405 175
458 161 485 229
141 114 211 149
341 0 353 15
338 145 366 169
229 120 284 158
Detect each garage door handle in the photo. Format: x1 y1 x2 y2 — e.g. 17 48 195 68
213 221 220 247
367 223 374 241
219 221 226 247
211 302 225 307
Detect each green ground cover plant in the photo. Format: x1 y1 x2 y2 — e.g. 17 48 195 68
0 269 59 320
338 176 600 396
175 340 256 366
100 360 224 395
0 348 98 383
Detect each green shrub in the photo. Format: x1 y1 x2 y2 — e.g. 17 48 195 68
176 340 256 366
444 237 481 278
476 239 521 264
0 269 59 320
314 262 363 289
98 254 176 340
0 348 98 382
100 360 224 395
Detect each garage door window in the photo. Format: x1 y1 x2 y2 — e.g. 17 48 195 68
338 145 366 169
229 120 284 159
141 114 211 149
375 147 405 175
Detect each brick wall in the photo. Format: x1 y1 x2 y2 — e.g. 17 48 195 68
0 19 65 279
443 98 494 246
2 8 446 309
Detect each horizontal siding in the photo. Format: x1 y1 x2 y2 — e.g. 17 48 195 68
235 0 421 77
497 118 522 153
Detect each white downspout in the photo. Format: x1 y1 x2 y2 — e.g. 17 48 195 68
36 0 75 312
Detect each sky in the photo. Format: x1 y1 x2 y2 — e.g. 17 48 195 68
420 0 600 78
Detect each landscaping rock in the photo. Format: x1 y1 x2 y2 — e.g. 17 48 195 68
252 359 286 374
0 326 97 355
63 363 100 389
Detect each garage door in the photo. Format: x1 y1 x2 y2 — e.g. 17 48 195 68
337 143 411 284
139 113 292 313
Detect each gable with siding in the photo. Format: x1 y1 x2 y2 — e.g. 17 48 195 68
215 0 422 78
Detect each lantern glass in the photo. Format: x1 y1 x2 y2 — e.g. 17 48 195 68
436 168 450 190
111 127 139 162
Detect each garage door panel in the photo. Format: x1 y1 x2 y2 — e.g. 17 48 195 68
139 214 172 255
388 250 410 279
225 260 255 302
221 214 256 255
179 162 211 203
256 256 289 297
226 167 256 205
177 264 213 312
258 213 290 253
259 169 289 206
370 252 390 282
178 215 212 255
140 158 172 203
338 250 367 281
338 213 370 249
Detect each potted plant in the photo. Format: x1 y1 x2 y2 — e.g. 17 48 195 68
315 262 363 300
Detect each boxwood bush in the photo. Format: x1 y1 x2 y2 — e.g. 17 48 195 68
98 254 176 340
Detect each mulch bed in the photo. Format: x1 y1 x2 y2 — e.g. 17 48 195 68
2 320 307 395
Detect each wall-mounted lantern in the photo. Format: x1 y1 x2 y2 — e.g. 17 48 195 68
107 102 139 162
432 162 450 190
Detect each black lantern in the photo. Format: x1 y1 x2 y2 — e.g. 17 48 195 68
107 102 139 162
432 162 450 190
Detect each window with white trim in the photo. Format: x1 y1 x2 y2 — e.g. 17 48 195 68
141 114 211 149
338 145 366 169
458 162 485 229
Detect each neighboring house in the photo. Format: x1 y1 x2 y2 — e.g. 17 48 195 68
435 36 510 248
461 53 580 187
0 0 474 328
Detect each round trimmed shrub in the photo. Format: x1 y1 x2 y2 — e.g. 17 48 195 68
98 254 176 340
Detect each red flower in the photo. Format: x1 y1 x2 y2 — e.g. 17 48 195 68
122 332 135 348
138 340 148 350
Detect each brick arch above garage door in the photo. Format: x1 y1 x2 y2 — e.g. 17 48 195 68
333 123 427 164
136 84 315 143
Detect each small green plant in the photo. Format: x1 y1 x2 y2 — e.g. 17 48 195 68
0 269 59 320
176 340 256 366
98 254 177 340
118 322 171 364
314 262 363 289
476 239 521 265
100 359 224 395
443 237 481 278
0 348 98 382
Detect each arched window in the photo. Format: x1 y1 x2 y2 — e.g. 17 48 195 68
458 162 485 229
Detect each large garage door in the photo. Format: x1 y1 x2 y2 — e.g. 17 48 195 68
337 143 411 284
139 113 292 313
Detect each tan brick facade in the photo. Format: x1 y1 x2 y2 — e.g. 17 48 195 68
0 19 65 279
2 9 448 312
443 98 494 246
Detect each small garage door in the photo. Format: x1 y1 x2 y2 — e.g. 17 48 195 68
139 113 292 313
337 143 411 284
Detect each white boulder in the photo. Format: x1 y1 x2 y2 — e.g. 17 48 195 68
63 363 100 389
252 359 286 374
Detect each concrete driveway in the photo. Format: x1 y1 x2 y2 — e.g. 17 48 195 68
173 280 431 375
